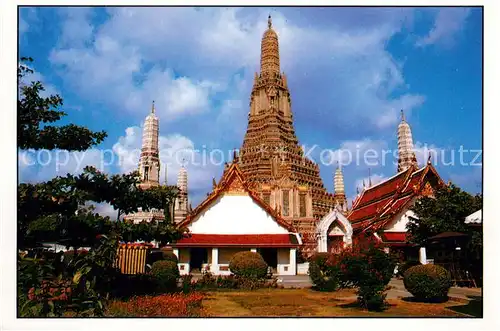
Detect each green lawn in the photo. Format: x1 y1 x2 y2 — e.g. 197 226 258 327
201 288 477 317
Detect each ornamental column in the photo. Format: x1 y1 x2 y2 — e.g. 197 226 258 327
289 248 297 275
211 248 219 274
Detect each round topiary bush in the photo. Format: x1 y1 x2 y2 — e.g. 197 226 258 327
229 251 268 279
397 260 421 278
403 264 453 302
151 260 180 293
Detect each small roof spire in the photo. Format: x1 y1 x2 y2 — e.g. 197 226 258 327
268 14 272 29
164 164 168 185
368 168 372 187
152 100 155 114
401 109 405 122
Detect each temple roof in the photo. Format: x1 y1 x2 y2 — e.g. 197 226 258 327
176 157 297 233
348 163 444 234
173 234 300 247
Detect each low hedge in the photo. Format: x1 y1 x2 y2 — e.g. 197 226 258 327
229 251 268 279
403 264 453 302
192 272 278 291
151 260 180 293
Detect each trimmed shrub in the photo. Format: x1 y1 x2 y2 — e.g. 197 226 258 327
336 244 396 311
193 274 277 291
151 260 180 293
403 264 453 302
160 248 179 263
308 253 341 292
229 251 268 279
194 272 217 290
397 260 421 278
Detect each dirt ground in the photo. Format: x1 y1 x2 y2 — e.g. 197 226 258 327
201 288 478 317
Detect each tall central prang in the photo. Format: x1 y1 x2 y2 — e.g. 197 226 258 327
239 16 336 253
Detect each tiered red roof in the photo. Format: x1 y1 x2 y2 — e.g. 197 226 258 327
348 163 443 244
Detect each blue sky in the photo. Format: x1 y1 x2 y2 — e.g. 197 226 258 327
18 7 482 216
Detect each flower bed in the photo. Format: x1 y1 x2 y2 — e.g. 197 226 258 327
107 292 205 317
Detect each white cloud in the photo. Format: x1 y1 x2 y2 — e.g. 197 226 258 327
47 7 426 133
413 141 446 167
92 202 119 220
112 126 220 195
19 65 59 99
18 148 111 183
58 7 95 47
322 139 389 168
415 8 471 48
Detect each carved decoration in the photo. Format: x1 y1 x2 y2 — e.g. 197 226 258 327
421 181 434 197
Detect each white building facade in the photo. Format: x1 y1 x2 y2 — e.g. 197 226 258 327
172 160 302 276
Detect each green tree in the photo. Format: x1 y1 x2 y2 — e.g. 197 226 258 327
17 58 184 316
407 183 482 246
18 57 106 151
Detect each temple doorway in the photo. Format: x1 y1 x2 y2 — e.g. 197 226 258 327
327 235 344 254
189 248 208 272
258 248 278 270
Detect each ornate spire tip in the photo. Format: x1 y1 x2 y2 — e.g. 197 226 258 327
152 100 155 114
268 15 272 29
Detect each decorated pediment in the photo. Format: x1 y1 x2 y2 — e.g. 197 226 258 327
421 181 434 197
274 175 296 188
224 173 248 196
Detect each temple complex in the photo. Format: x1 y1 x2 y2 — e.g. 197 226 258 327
325 113 443 261
315 113 444 261
125 16 446 267
238 16 336 254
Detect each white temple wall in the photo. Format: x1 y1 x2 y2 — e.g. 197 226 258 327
385 207 416 232
189 195 289 235
176 248 190 275
276 248 296 275
218 248 248 264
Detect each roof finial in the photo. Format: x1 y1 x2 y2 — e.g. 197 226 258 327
152 100 155 114
401 109 405 122
268 14 272 29
164 164 168 185
427 152 432 165
368 168 372 187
